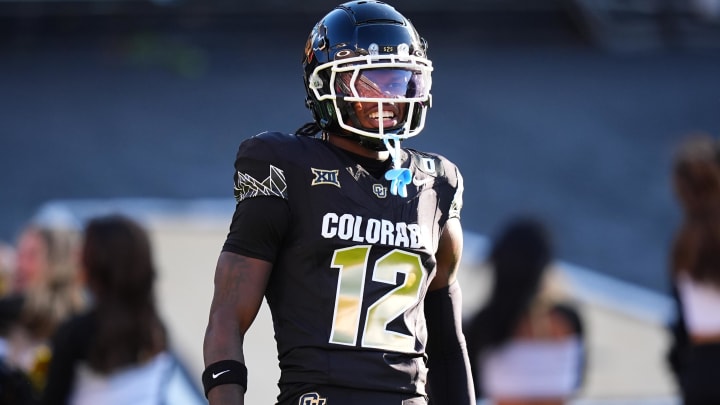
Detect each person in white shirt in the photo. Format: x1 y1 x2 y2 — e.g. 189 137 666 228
41 214 203 405
465 217 585 405
667 132 720 405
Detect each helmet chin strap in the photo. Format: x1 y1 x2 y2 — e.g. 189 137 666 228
383 134 412 198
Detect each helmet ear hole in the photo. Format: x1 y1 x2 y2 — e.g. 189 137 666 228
312 100 335 130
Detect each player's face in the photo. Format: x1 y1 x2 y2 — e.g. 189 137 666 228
338 69 415 130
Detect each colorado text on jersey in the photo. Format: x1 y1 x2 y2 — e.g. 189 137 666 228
321 212 429 249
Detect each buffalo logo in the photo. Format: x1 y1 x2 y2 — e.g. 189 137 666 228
311 168 341 188
305 26 322 64
299 392 327 405
304 36 313 63
373 184 387 198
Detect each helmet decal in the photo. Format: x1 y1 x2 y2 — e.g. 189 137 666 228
335 50 353 59
397 43 409 57
304 38 313 64
368 43 379 55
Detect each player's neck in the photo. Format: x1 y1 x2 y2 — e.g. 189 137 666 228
325 133 389 161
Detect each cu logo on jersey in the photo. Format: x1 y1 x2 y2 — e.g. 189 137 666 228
299 392 327 405
373 184 387 198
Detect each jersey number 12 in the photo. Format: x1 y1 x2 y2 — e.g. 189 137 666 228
329 245 426 353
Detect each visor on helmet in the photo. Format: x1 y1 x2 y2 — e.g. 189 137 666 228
336 68 430 100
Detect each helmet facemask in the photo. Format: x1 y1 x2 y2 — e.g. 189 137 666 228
309 50 433 143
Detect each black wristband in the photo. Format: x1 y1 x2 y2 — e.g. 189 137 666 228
202 360 248 398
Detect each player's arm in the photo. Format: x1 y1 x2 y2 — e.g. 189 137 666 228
424 217 476 405
202 191 289 405
203 251 271 405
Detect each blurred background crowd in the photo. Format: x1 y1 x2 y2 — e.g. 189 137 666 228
1 0 720 404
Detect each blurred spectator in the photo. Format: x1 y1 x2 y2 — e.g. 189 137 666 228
0 242 15 362
0 243 15 297
0 241 17 357
14 225 54 293
0 242 38 405
2 222 86 394
41 214 203 405
0 243 18 336
667 132 720 405
465 217 585 405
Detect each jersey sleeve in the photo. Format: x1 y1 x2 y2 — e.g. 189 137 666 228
408 148 464 220
222 133 291 263
449 168 463 220
232 134 289 203
222 197 290 263
434 154 463 220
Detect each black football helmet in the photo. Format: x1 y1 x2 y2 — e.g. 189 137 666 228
302 1 433 149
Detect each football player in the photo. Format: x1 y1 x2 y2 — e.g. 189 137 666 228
202 2 475 404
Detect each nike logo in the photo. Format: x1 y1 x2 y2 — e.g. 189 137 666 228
412 176 433 187
212 370 230 379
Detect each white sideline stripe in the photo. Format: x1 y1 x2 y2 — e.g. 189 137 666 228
35 197 235 230
560 261 674 325
36 197 674 326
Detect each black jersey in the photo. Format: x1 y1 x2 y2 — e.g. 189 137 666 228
227 132 463 396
